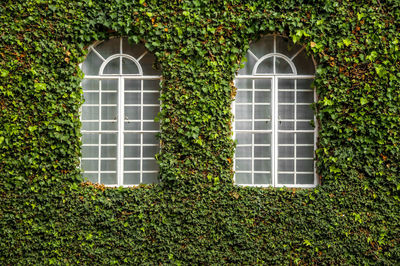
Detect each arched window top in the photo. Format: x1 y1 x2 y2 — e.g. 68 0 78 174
238 35 316 76
82 37 161 76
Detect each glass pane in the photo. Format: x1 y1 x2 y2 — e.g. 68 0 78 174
101 173 117 185
83 92 99 104
235 173 252 184
143 146 158 157
101 79 118 91
82 146 98 158
296 159 314 172
81 79 99 91
237 51 257 75
297 92 314 103
143 133 158 144
81 160 98 171
82 51 103 75
297 121 314 130
254 146 270 158
101 146 117 158
125 106 140 120
83 173 98 183
293 50 315 75
297 146 314 158
124 146 140 158
124 133 141 144
278 133 294 144
235 146 252 158
278 146 294 158
235 160 252 171
278 174 294 184
278 160 294 171
278 121 294 130
296 133 314 144
235 79 252 89
125 79 141 91
143 159 158 171
95 38 120 59
101 106 117 120
236 133 252 144
103 58 120 74
236 91 252 103
122 58 139 74
278 105 294 119
254 79 271 90
143 92 159 104
125 122 141 130
124 173 140 185
82 122 98 131
254 173 271 185
276 36 302 58
254 121 271 130
143 80 160 91
278 79 294 90
140 53 161 75
254 133 270 144
124 160 140 171
123 38 147 58
101 160 116 171
278 91 294 103
143 122 159 130
254 159 270 171
297 79 313 91
125 92 140 104
101 122 117 130
296 174 314 185
255 57 273 74
249 35 274 58
82 134 99 144
101 92 117 104
143 106 159 120
254 91 270 103
235 105 252 119
275 57 293 74
297 105 314 120
142 173 158 184
254 105 270 119
82 106 99 120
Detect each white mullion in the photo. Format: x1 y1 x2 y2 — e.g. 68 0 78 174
251 79 255 185
272 77 277 187
140 79 144 183
232 80 236 184
294 79 297 185
117 77 125 186
98 80 102 184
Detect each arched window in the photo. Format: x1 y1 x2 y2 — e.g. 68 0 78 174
234 35 317 187
80 37 161 186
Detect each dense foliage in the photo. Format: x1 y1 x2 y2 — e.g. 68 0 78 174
1 0 399 264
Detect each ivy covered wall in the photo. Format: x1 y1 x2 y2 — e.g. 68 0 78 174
1 0 399 264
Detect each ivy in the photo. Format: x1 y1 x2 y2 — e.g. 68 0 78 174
1 0 400 264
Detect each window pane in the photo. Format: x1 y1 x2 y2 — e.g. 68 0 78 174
235 173 252 185
101 146 117 158
236 91 252 103
143 106 159 120
103 58 120 74
235 105 252 119
254 159 270 171
124 173 140 185
124 146 140 158
235 160 252 171
82 146 98 158
122 58 139 74
101 92 117 104
236 133 252 144
254 173 271 185
125 92 140 104
278 160 294 171
254 79 271 90
254 91 270 103
142 173 158 184
296 159 314 172
124 133 140 144
235 121 252 130
275 57 293 74
83 92 99 104
101 160 116 171
124 160 140 171
254 146 270 158
254 133 270 144
278 174 294 184
81 160 98 171
297 105 314 120
143 92 159 104
236 146 252 158
125 106 140 120
101 173 117 185
101 79 118 91
296 174 314 185
254 105 270 119
255 57 273 74
125 79 141 91
82 106 98 120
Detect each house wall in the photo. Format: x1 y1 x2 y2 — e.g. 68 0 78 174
1 0 399 264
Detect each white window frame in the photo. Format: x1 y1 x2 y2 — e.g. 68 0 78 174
233 35 318 188
81 37 162 187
